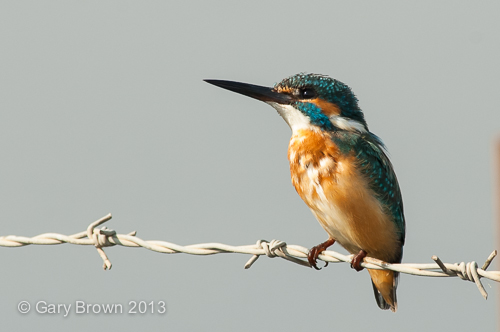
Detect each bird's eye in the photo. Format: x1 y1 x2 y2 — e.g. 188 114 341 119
297 88 316 99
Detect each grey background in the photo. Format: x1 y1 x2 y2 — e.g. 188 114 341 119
1 1 499 331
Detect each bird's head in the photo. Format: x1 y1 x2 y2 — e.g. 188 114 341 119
205 73 368 133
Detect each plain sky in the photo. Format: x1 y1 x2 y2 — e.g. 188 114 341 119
1 1 499 331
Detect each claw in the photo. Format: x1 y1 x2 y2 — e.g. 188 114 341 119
351 249 367 271
307 238 335 270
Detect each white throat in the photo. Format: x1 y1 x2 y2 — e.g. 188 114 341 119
267 102 315 133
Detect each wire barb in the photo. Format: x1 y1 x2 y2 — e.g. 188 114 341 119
1 214 499 299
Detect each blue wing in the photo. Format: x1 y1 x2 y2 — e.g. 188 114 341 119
356 133 406 247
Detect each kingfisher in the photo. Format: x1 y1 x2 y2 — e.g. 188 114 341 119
205 73 405 312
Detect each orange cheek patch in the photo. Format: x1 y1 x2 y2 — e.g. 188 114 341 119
308 98 341 117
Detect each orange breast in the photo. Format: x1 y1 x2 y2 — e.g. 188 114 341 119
288 129 400 262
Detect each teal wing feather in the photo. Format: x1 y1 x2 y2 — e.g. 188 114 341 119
357 133 406 248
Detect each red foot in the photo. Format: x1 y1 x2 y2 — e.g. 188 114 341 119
308 238 335 270
351 250 367 271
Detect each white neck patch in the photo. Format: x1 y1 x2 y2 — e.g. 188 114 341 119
329 115 367 133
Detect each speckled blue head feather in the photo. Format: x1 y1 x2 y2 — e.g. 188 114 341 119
274 73 368 131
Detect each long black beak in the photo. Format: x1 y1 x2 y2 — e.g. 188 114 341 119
204 79 292 104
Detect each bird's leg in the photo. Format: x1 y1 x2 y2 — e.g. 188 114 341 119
307 238 335 270
350 250 367 272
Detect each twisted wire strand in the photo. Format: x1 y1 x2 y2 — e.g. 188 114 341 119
1 214 499 299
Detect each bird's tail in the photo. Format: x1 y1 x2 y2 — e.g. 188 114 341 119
367 269 398 312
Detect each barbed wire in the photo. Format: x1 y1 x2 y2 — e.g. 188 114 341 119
1 214 499 299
